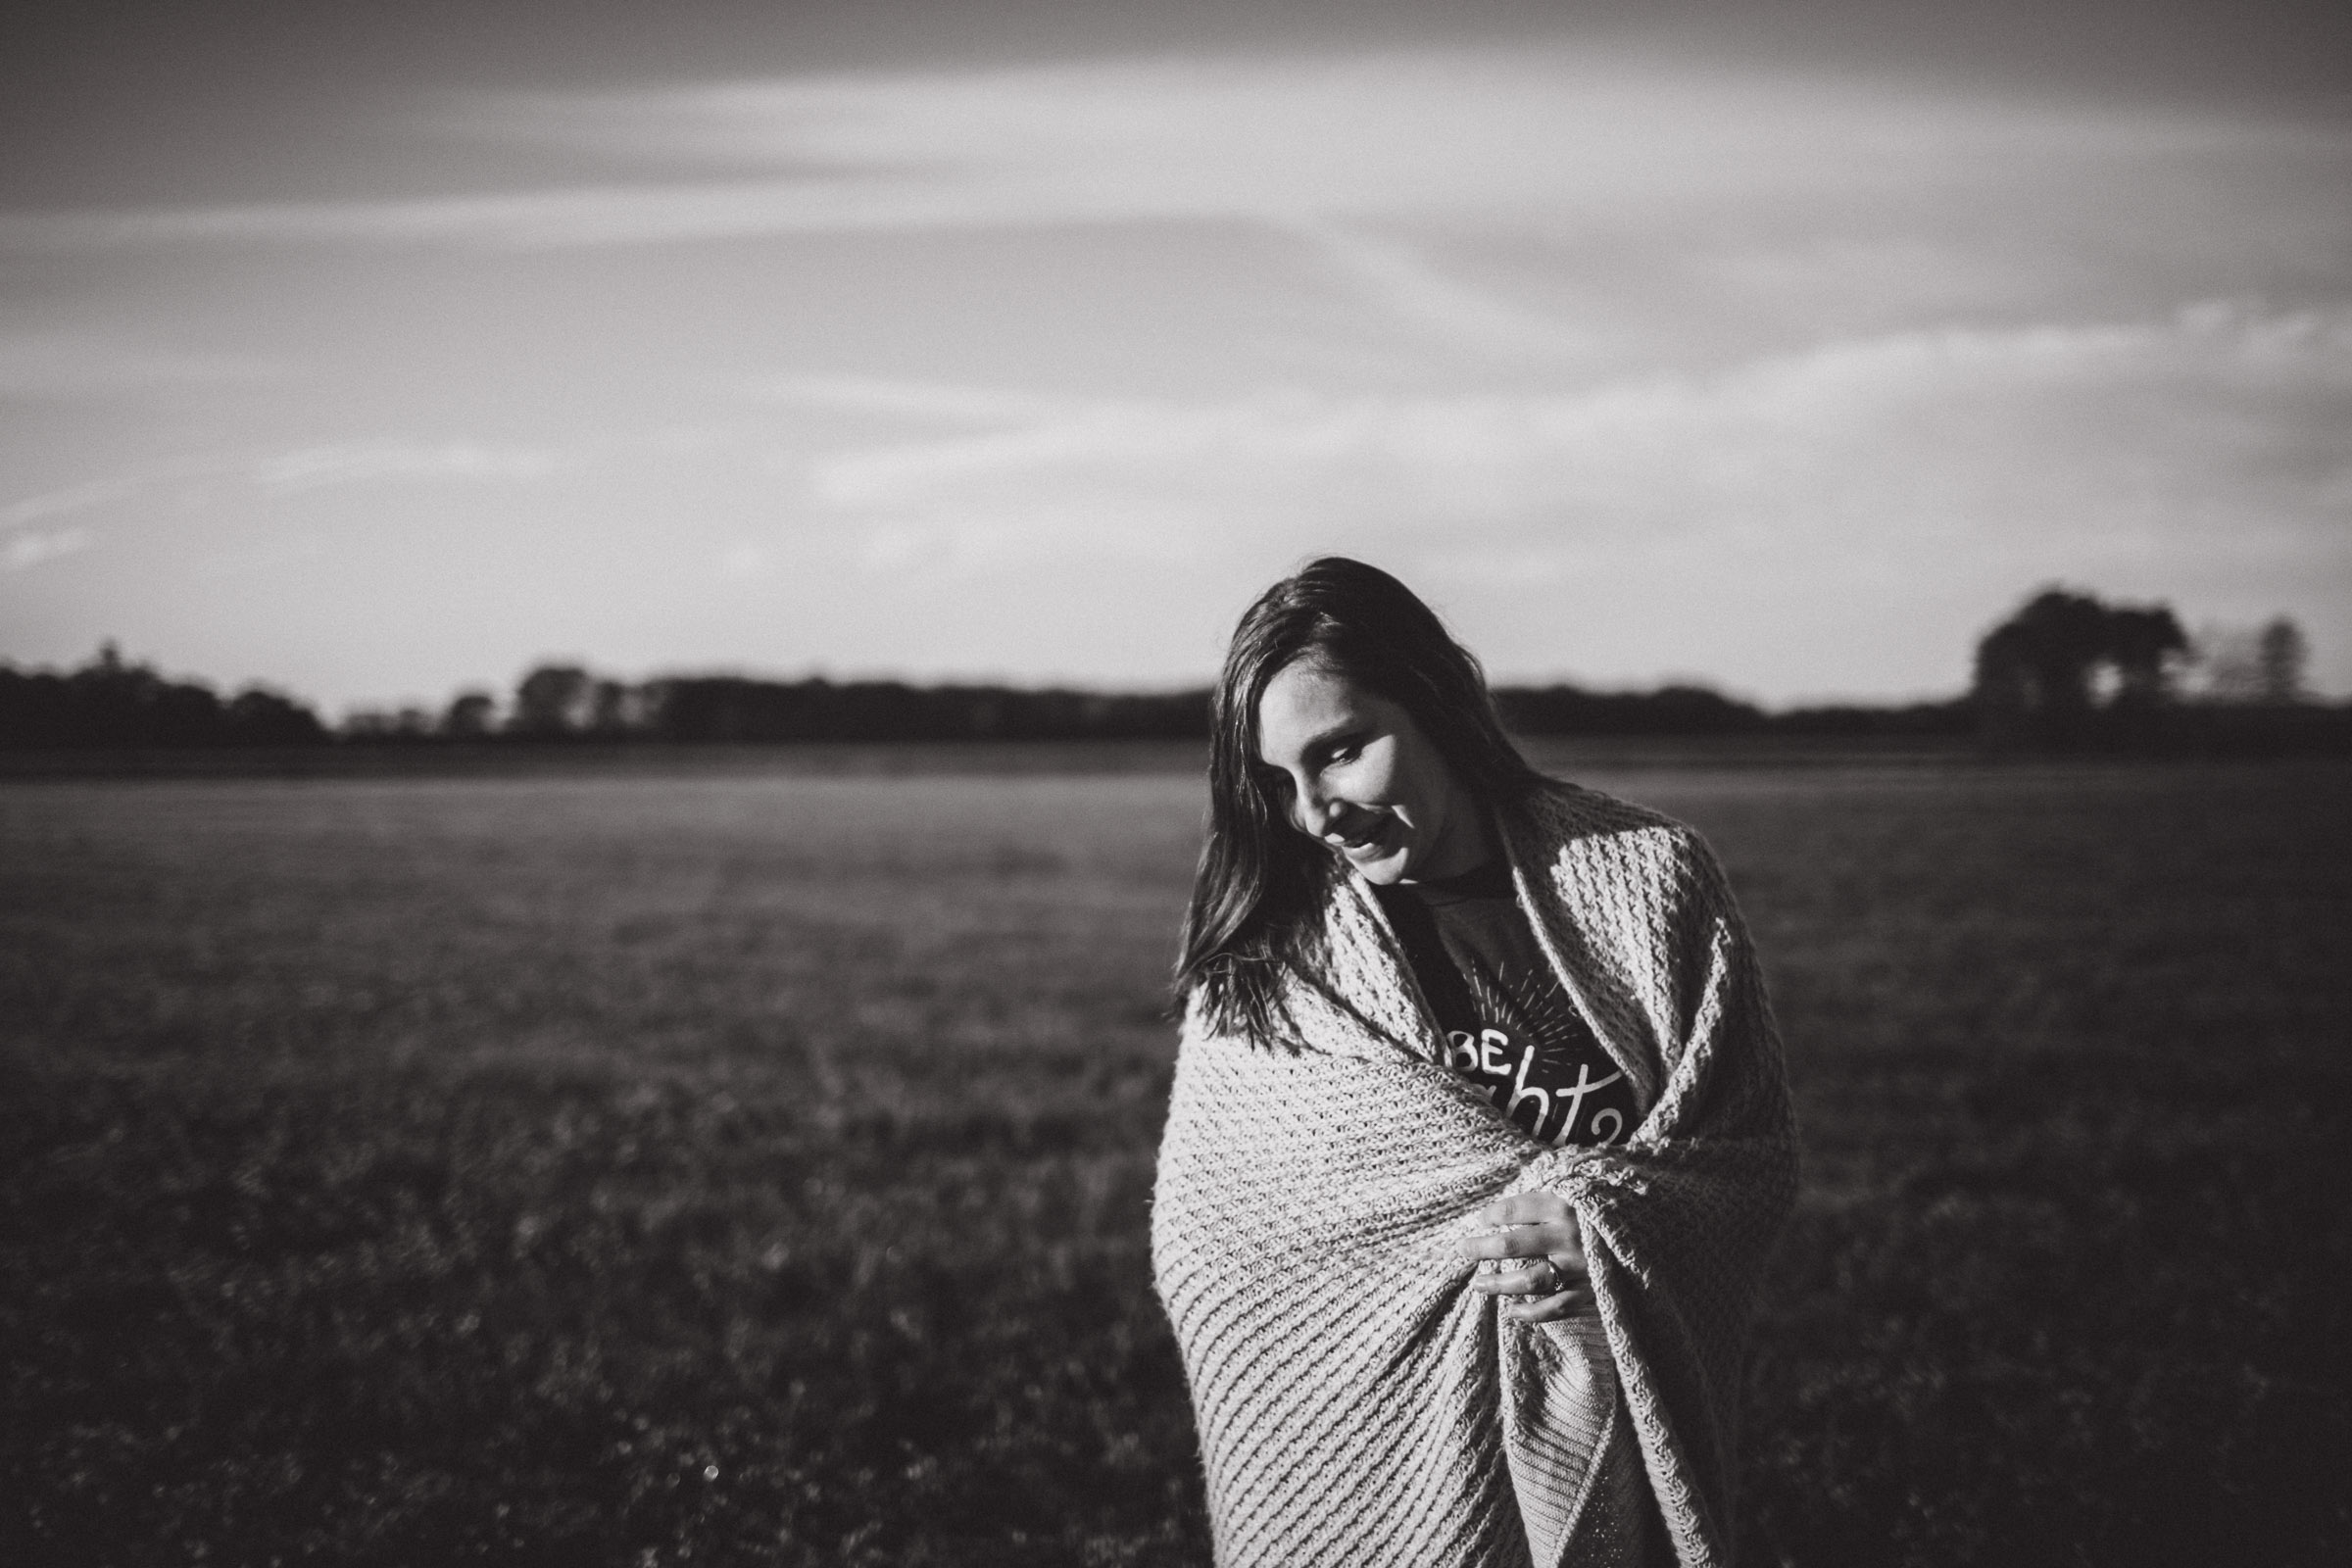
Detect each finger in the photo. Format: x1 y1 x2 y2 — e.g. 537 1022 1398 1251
1471 1193 1575 1228
1467 1260 1562 1297
1533 1250 1590 1288
1459 1222 1577 1260
1500 1288 1591 1324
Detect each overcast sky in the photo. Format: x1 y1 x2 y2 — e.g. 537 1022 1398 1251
4 0 2347 710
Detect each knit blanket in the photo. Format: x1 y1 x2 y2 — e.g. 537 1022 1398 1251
1152 783 1798 1568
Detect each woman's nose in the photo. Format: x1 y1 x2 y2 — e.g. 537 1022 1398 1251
1296 785 1342 838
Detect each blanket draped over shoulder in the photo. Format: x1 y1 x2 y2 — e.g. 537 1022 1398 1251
1152 782 1798 1568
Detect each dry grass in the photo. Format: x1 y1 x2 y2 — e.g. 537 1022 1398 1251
4 753 2347 1565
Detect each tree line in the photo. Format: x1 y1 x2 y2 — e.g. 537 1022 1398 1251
0 643 327 748
0 656 1970 749
1970 589 2325 749
1 591 2334 752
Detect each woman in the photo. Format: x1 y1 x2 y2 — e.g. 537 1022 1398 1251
1152 559 1796 1568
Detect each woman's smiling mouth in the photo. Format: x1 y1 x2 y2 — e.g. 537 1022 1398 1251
1329 815 1396 855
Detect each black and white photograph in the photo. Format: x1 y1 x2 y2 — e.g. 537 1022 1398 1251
4 1 2348 1563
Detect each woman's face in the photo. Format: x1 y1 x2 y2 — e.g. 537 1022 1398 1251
1254 658 1488 885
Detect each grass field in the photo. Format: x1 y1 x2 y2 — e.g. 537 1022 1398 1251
4 752 2348 1566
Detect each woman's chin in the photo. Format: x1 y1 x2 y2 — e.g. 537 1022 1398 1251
1345 842 1414 885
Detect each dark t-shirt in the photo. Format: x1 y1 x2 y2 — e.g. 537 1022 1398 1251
1372 858 1641 1148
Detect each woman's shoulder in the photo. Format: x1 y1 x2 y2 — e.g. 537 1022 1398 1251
1504 776 1729 914
1511 775 1703 857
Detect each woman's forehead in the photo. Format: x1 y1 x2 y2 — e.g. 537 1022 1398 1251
1256 661 1383 760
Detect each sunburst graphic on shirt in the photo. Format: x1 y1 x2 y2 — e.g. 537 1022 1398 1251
1461 959 1627 1146
1463 960 1585 1060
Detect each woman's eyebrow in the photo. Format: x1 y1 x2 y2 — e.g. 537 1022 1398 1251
1301 721 1368 760
1257 715 1366 769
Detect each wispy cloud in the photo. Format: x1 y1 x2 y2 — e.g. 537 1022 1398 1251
2 476 155 528
805 302 2352 575
2 439 570 541
251 441 565 493
2 527 94 572
748 375 1092 427
0 331 288 398
1270 215 1595 358
6 47 2338 257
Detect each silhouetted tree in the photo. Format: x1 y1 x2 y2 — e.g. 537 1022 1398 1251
2257 617 2309 704
441 690 497 736
223 688 328 745
2102 605 2190 707
1492 683 1767 735
511 664 592 736
1973 588 2192 740
0 646 327 748
1974 589 2115 715
640 675 1209 742
588 678 643 735
340 707 435 739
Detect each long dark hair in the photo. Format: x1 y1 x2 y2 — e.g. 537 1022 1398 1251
1174 557 1544 1044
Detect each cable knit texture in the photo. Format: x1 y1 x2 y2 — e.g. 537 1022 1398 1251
1152 781 1798 1568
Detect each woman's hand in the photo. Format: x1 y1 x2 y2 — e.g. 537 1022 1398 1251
1460 1192 1590 1324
